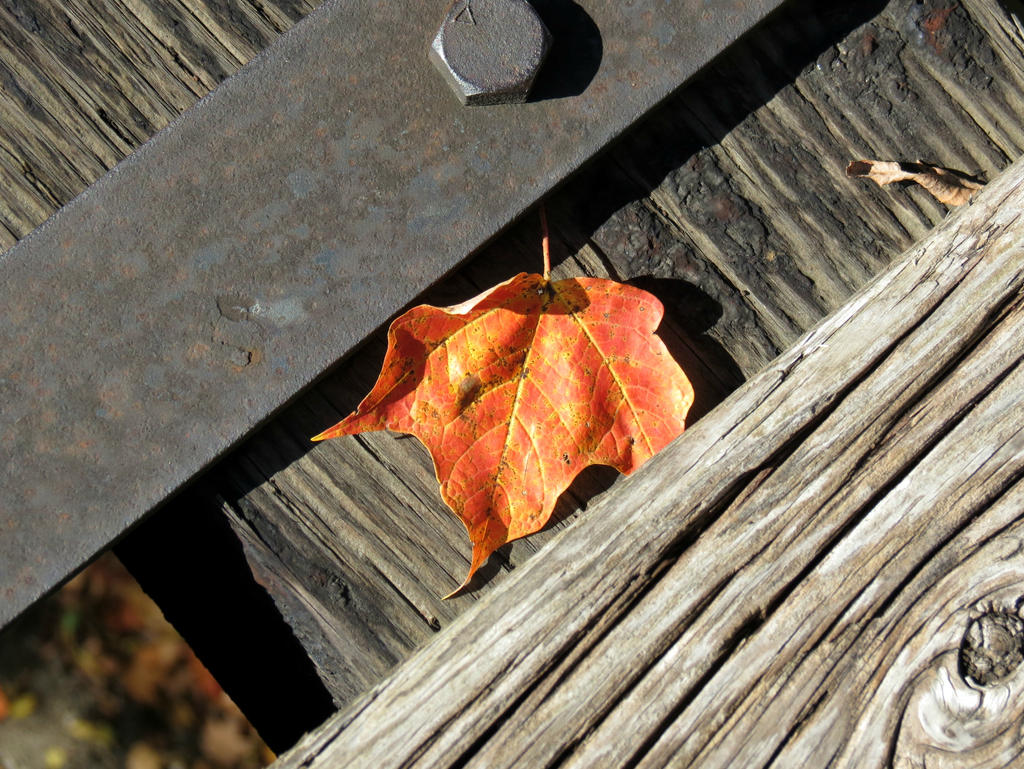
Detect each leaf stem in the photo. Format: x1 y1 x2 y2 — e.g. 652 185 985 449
540 204 550 281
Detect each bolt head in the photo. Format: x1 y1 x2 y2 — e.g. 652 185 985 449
430 0 552 106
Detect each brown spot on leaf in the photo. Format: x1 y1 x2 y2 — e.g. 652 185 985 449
456 374 481 413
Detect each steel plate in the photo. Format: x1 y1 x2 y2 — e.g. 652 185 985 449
0 0 784 626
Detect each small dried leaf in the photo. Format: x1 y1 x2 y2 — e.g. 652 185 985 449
67 717 115 748
201 695 258 766
847 159 983 206
125 741 163 769
9 692 37 719
44 746 68 769
122 638 183 704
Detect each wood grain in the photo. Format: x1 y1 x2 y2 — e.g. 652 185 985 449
587 0 1024 375
5 0 1024 756
0 0 319 249
196 0 1024 713
271 144 1024 769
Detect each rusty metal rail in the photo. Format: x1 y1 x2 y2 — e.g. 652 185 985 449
0 0 784 626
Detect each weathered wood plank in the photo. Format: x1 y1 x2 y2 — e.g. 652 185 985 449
206 246 652 700
599 0 1024 371
6 0 1023 748
599 296 1024 769
271 138 1024 769
196 0 1024 712
0 0 320 251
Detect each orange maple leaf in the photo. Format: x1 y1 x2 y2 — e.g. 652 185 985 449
313 270 693 593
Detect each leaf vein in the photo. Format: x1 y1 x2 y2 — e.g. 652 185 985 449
567 311 655 455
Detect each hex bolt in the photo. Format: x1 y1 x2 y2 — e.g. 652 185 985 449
430 0 552 106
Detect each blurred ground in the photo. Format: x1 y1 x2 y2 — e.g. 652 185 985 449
0 553 274 769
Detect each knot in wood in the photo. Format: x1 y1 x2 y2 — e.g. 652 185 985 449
958 608 1024 686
